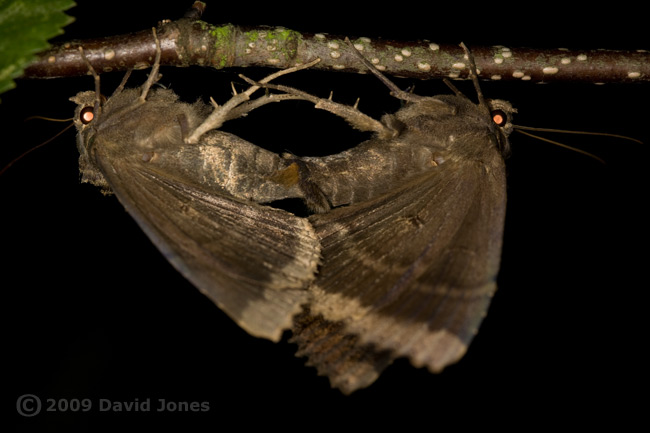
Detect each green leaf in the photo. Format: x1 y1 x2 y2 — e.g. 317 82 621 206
0 0 75 98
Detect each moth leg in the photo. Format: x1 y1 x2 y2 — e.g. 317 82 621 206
344 37 425 104
138 27 162 103
78 28 161 118
110 69 133 98
459 42 490 117
224 93 308 122
345 38 457 119
78 47 102 117
238 76 397 139
185 59 321 144
177 92 295 141
175 113 192 142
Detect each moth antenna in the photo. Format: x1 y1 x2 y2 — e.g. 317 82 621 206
459 42 490 117
78 46 102 117
139 27 162 102
24 115 73 122
514 129 606 164
514 125 643 144
0 122 74 176
514 125 642 164
110 69 133 98
344 37 424 103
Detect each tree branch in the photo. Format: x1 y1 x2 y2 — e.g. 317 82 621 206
22 2 649 84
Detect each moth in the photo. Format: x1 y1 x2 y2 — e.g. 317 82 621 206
72 30 323 342
257 41 515 393
72 29 514 393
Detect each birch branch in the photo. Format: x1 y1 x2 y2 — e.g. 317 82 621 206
22 2 649 84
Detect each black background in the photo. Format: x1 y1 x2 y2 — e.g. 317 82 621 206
5 1 648 430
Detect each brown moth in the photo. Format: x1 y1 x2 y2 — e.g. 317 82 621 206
71 30 323 342
246 41 516 393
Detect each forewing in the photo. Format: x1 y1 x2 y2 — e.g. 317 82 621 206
293 151 506 392
95 149 320 342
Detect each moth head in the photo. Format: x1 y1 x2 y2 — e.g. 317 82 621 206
70 90 104 155
70 90 111 193
71 90 101 128
487 99 517 156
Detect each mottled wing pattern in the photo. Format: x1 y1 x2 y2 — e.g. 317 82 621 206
94 148 320 342
293 151 506 392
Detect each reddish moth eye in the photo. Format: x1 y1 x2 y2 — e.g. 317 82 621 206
491 109 507 127
80 106 95 124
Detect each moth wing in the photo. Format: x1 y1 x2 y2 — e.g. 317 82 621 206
294 154 506 392
94 150 320 342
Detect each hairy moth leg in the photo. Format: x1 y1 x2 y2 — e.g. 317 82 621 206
186 59 322 143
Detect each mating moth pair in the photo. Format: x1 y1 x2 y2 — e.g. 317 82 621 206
72 30 514 393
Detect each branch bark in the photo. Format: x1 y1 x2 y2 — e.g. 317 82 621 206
22 2 649 84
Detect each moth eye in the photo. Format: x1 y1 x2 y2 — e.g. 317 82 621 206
491 109 508 127
80 106 95 124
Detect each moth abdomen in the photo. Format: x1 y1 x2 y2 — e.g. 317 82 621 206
292 134 445 209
